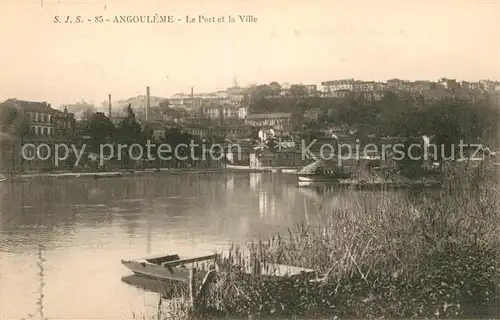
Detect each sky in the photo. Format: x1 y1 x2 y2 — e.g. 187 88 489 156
0 0 499 107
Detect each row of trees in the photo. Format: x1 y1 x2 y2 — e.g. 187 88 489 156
322 92 499 147
244 85 499 148
87 104 196 147
84 105 223 169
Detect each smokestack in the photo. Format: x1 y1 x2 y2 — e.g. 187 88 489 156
219 105 224 124
108 94 112 119
146 86 150 121
191 87 195 110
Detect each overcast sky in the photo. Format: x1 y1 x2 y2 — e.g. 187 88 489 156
0 0 498 107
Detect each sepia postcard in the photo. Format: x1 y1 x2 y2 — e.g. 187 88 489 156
0 0 499 319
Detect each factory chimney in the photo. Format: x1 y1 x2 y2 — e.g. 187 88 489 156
108 94 112 119
146 86 151 121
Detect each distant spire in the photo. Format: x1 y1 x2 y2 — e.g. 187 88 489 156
232 74 239 87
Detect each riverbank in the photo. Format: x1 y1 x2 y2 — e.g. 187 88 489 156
225 165 300 173
1 167 225 181
155 164 499 319
0 165 301 181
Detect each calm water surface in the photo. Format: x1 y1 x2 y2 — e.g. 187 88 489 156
0 172 395 319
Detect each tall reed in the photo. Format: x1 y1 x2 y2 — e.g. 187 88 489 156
170 163 499 319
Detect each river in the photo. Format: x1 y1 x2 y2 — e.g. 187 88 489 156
0 172 399 319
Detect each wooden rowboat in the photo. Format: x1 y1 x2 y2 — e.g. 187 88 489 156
121 253 218 284
122 252 317 284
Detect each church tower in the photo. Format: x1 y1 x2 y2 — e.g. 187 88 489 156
232 74 239 88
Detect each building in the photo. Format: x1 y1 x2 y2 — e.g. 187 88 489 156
168 93 197 109
304 108 321 122
168 87 245 112
143 121 178 142
410 81 436 93
66 101 95 120
182 123 211 140
213 124 252 141
386 78 410 90
202 104 240 121
304 85 318 96
479 80 498 92
75 120 91 139
53 106 76 137
374 82 388 91
438 78 459 90
321 79 355 96
0 99 77 172
115 95 169 122
226 86 248 95
245 112 300 134
461 81 481 90
238 107 248 120
354 81 375 92
0 99 56 136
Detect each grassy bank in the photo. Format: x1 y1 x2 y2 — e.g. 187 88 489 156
156 164 499 319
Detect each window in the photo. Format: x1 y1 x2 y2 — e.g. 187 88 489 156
30 127 36 135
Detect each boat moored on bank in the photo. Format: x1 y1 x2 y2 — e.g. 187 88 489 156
121 253 219 283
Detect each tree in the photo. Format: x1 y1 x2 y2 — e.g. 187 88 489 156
269 82 282 95
251 84 275 100
158 99 170 110
0 104 29 173
116 105 144 168
161 128 197 168
118 104 143 142
87 112 116 153
289 84 307 97
82 107 95 122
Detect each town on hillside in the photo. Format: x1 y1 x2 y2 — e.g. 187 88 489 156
0 77 499 173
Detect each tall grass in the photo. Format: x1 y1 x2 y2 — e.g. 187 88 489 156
23 244 48 320
158 162 499 319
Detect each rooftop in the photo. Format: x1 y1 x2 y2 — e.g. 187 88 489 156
246 112 293 119
0 99 53 112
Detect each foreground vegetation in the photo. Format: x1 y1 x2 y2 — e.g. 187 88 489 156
156 163 499 319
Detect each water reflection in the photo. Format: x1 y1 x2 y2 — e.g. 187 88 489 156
249 172 260 190
226 175 234 191
121 275 187 298
0 172 407 319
